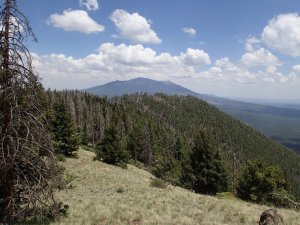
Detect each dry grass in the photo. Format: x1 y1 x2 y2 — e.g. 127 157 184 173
51 149 300 225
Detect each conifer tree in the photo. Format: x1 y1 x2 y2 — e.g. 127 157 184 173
127 131 140 163
142 123 153 167
0 0 61 223
173 137 183 161
188 130 229 195
96 124 129 165
236 159 291 206
48 102 79 156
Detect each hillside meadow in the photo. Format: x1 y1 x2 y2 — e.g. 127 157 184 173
51 149 300 225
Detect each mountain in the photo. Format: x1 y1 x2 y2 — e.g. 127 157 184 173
85 77 199 97
85 77 300 154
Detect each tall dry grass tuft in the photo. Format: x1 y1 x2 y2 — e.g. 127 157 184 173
51 149 300 225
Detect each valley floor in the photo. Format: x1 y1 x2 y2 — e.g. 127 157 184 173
51 149 300 225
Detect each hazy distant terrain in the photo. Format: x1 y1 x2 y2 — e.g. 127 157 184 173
206 97 300 154
85 77 300 154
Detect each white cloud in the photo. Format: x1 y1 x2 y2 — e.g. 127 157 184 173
292 64 300 74
198 57 292 85
191 57 299 99
32 42 299 99
204 57 256 82
240 48 280 67
0 17 24 34
47 9 104 34
179 48 211 66
182 27 196 37
79 0 99 11
262 13 300 57
32 43 212 89
245 36 261 52
265 66 277 74
110 9 162 44
259 70 289 83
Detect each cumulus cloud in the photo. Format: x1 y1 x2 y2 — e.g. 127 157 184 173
31 40 299 98
200 57 256 82
265 66 277 74
292 64 300 74
47 9 104 34
240 48 280 67
262 13 300 57
110 9 162 44
79 0 99 11
179 48 211 66
245 36 261 52
32 43 212 89
182 27 196 37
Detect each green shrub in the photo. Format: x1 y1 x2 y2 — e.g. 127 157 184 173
116 162 128 169
80 145 96 153
216 192 237 199
150 178 167 188
64 173 76 185
57 153 66 162
116 187 125 193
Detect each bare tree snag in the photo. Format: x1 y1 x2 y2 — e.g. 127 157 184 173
0 0 62 224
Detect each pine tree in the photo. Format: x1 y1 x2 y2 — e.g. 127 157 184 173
236 159 291 206
173 137 183 161
188 130 229 195
142 123 153 167
127 131 140 163
0 0 61 223
48 102 79 156
96 124 129 165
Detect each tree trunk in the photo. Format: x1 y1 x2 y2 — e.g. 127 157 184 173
1 0 14 223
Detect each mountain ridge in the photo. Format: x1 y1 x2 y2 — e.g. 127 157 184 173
85 77 300 154
85 77 200 97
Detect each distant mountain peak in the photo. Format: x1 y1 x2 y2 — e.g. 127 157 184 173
85 77 198 97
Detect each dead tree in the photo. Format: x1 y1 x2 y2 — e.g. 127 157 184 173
0 0 61 223
143 123 153 167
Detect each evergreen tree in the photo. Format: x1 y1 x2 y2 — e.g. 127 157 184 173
172 137 183 161
236 159 291 206
142 123 153 167
187 130 229 195
49 102 79 156
96 125 129 165
127 131 141 163
152 154 182 185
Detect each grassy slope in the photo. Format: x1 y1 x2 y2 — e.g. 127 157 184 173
51 149 300 225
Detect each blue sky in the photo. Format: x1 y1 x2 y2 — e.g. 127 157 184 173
17 0 300 99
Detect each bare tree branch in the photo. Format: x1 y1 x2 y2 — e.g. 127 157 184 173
0 0 62 224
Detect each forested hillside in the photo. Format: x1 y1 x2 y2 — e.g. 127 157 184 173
86 77 300 154
46 90 300 200
84 77 300 153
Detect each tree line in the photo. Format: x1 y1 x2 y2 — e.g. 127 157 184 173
45 90 300 208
